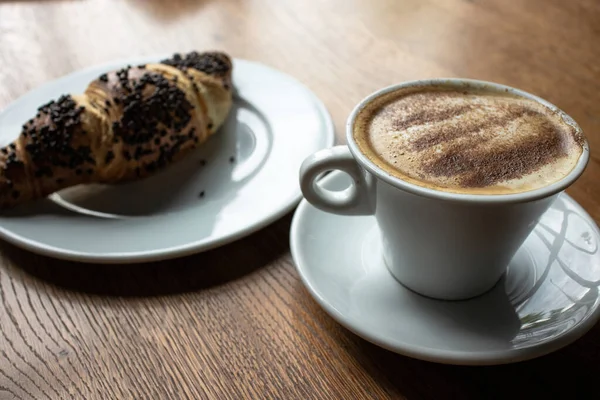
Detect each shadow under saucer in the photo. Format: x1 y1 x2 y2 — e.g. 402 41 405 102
2 212 292 297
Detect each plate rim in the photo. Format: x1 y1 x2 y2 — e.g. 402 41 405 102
290 170 600 365
0 55 336 263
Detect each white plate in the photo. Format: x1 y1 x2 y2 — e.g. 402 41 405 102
291 171 600 365
0 56 335 263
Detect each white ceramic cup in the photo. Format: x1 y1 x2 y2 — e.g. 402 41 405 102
299 79 590 300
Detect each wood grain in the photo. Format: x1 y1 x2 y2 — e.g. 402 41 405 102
1 0 599 399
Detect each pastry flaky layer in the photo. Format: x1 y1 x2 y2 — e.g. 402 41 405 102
0 51 233 209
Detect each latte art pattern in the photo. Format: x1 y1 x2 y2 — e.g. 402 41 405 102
354 87 584 194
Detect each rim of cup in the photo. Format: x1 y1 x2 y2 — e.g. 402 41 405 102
345 78 590 205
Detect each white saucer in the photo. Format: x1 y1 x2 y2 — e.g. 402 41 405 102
291 171 600 365
0 55 334 263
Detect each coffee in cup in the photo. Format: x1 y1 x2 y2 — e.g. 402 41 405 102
353 85 584 195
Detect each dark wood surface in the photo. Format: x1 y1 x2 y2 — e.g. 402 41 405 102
1 0 599 398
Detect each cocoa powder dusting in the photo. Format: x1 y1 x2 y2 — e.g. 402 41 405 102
423 120 566 187
392 104 475 131
358 86 585 193
411 105 544 151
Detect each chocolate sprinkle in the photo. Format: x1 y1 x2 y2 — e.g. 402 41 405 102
111 71 193 149
14 95 91 180
105 150 115 164
161 51 231 76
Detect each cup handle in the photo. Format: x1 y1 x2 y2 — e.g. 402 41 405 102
299 145 373 215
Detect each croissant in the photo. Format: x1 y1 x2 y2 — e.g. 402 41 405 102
0 51 233 209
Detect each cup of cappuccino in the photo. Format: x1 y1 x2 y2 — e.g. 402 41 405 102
299 79 589 300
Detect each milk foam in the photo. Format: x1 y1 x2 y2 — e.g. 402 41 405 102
353 86 584 194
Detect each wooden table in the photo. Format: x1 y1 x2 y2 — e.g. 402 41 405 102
1 0 599 398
